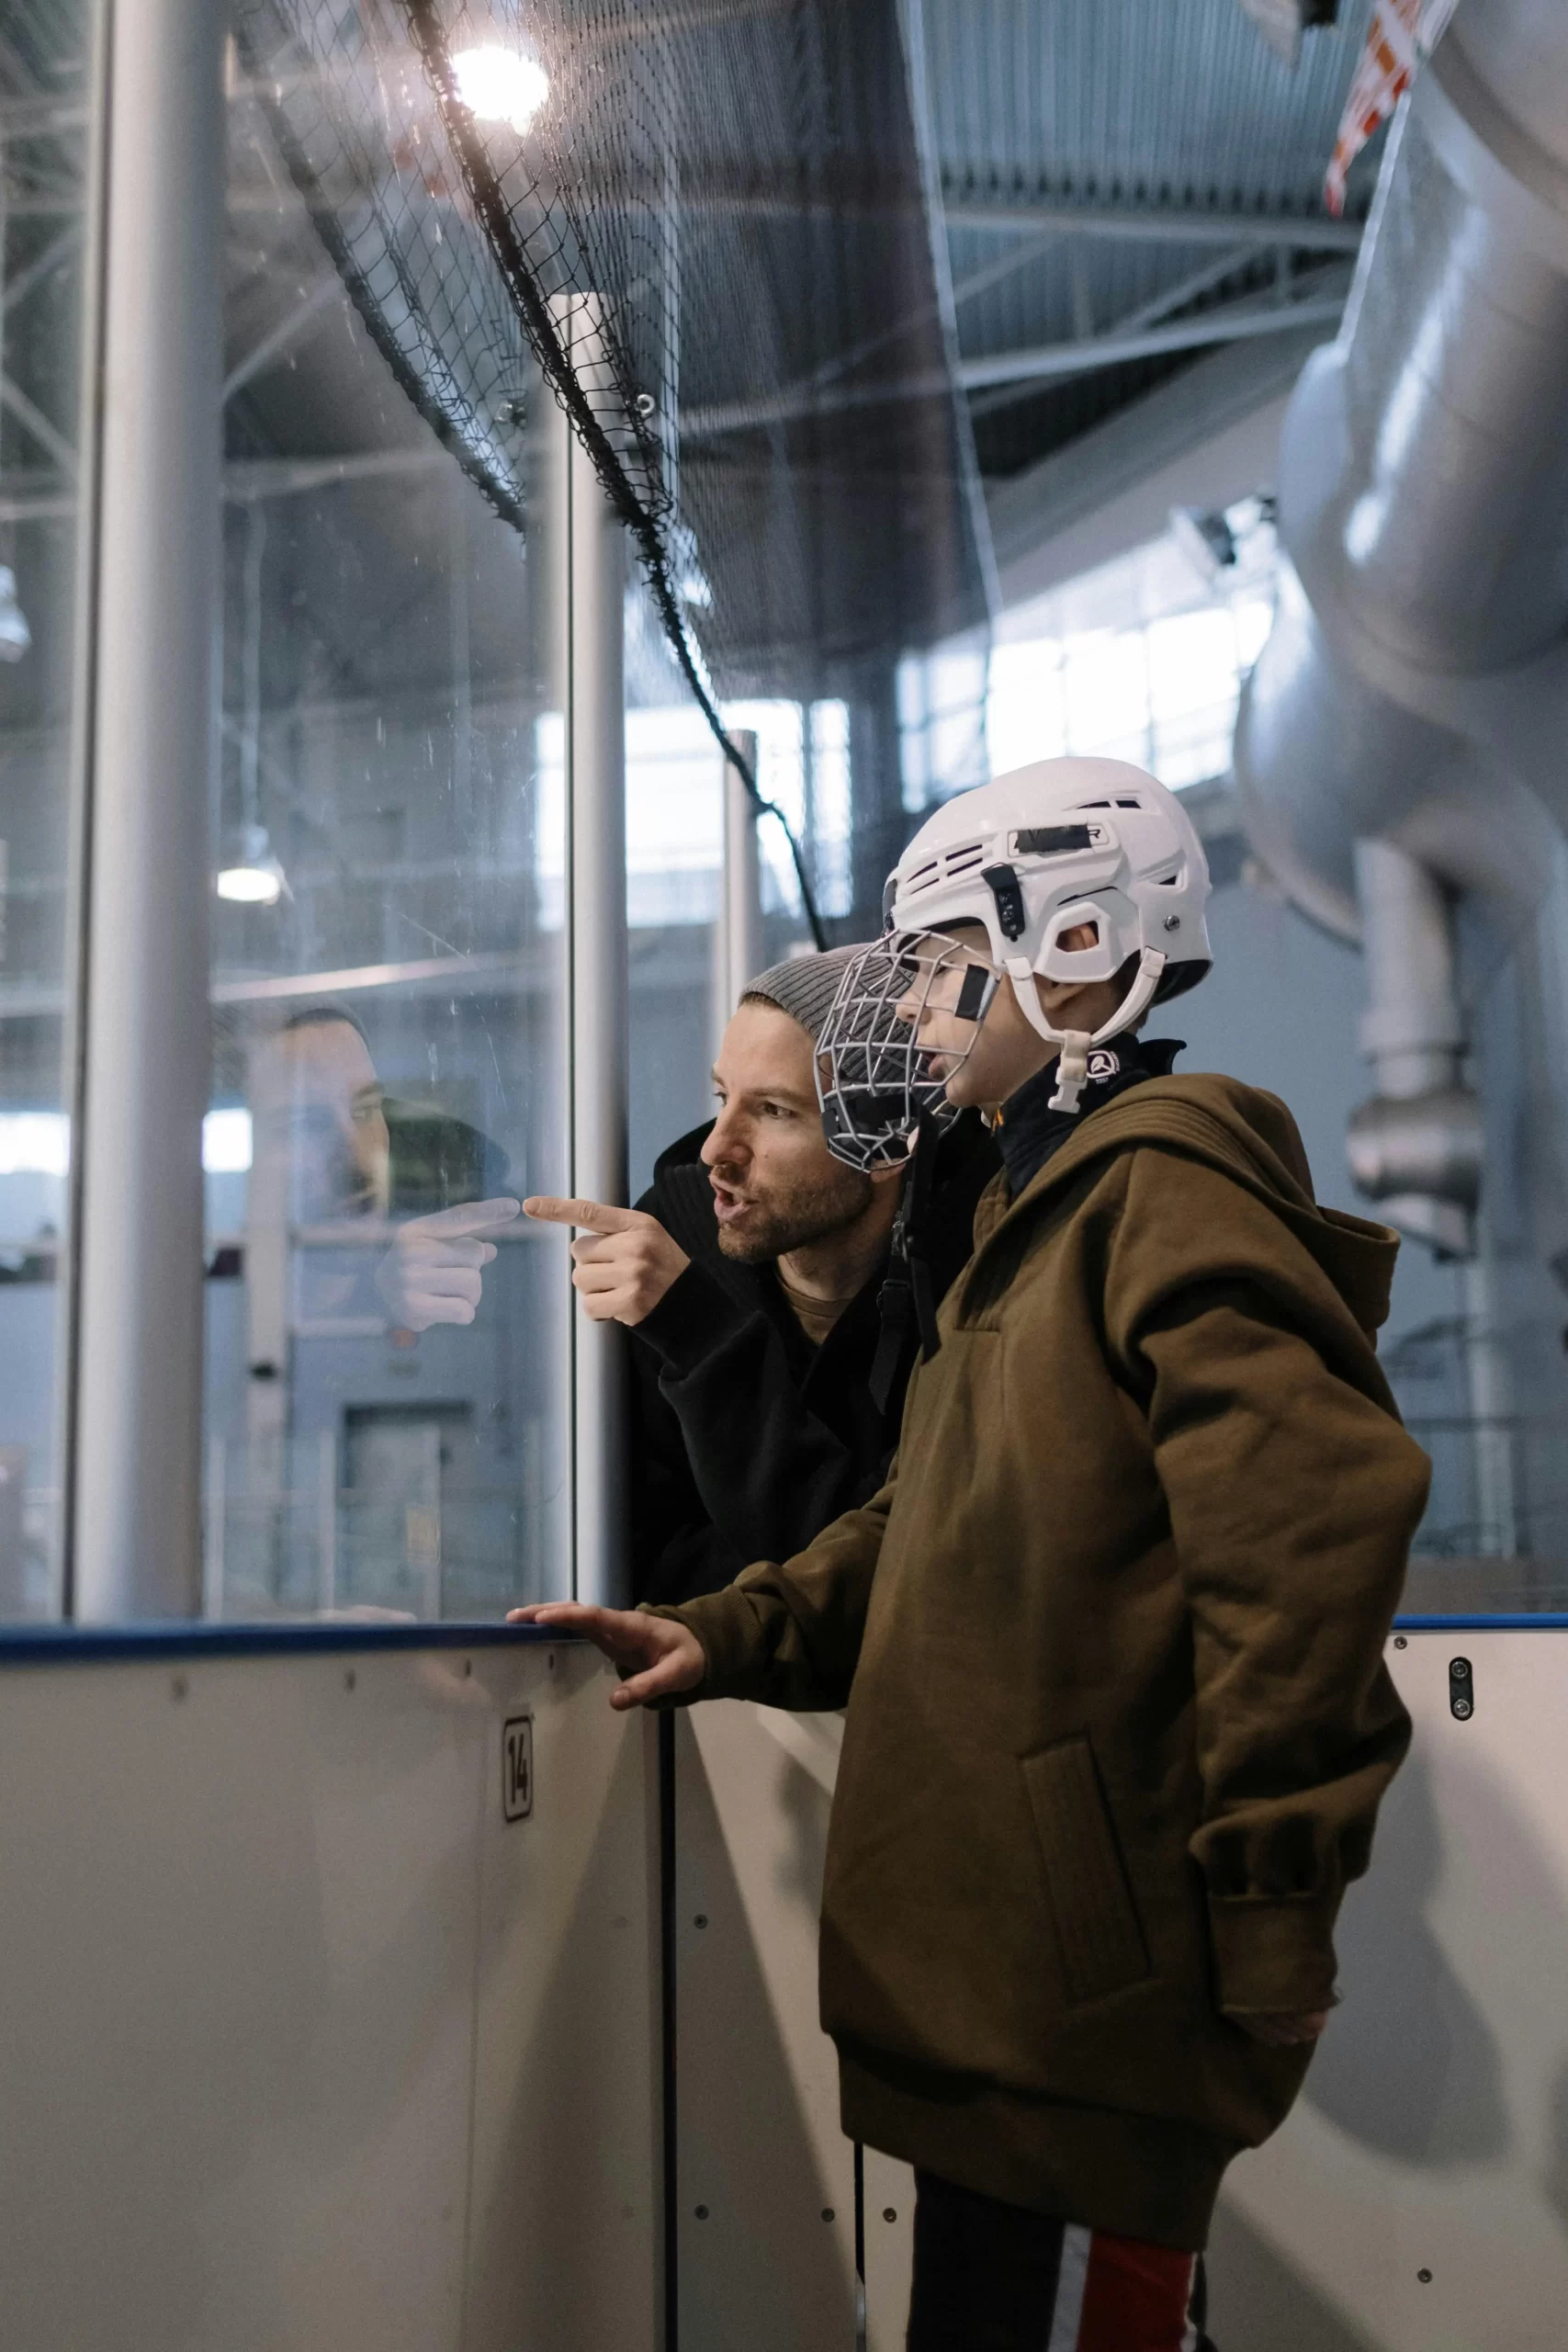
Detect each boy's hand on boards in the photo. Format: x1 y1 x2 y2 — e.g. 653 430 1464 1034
505 1602 705 1708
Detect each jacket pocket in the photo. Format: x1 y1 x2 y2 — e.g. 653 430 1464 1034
1021 1736 1152 2006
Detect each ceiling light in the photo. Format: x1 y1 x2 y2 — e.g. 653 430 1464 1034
452 44 549 135
217 825 286 907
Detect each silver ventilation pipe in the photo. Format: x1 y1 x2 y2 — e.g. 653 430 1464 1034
1346 840 1481 1259
1234 0 1568 1257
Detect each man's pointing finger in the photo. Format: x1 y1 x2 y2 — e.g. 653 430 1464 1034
524 1195 644 1235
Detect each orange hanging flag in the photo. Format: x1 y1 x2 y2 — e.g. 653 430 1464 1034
1324 0 1463 214
1324 0 1420 214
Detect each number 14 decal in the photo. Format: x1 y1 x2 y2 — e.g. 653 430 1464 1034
502 1714 534 1821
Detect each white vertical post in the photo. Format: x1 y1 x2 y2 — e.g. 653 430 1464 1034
72 0 224 1619
202 1434 226 1623
550 300 630 1607
712 729 761 1057
317 1425 337 1614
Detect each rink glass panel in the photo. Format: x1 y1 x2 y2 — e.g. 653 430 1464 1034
0 10 100 1620
206 72 570 1623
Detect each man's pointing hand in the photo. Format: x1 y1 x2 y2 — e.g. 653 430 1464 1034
524 1196 690 1327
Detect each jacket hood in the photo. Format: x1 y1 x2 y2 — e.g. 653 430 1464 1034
984 1071 1401 1338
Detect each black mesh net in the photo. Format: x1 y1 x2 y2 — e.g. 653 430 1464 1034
231 0 989 942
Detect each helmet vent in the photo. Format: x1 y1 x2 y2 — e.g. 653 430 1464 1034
904 857 941 893
1154 866 1183 887
1116 797 1143 808
942 842 985 877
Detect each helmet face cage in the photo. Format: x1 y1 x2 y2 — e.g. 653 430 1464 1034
815 931 1000 1171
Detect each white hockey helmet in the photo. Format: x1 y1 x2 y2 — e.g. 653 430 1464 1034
816 755 1211 1162
889 754 1210 1008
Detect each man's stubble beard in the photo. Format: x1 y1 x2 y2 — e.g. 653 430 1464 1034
714 1161 875 1265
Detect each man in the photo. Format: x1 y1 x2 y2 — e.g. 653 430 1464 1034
513 757 1430 2349
525 947 998 1603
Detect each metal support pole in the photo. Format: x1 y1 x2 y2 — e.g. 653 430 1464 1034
551 299 630 1607
71 0 224 1619
712 729 761 1056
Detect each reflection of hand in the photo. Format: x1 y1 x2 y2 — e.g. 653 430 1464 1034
524 1196 690 1327
505 1601 705 1708
375 1197 521 1332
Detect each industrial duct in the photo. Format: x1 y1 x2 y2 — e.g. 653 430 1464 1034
1233 0 1568 1257
1345 839 1482 1258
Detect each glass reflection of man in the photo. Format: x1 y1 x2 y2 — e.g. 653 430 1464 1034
251 1006 391 1228
245 1005 518 1340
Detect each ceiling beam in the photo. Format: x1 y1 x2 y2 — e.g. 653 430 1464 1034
682 277 1348 438
958 289 1348 394
942 195 1362 254
949 229 1062 311
223 271 344 402
967 245 1272 421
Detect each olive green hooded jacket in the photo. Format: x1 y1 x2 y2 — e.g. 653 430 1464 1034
656 1074 1430 2248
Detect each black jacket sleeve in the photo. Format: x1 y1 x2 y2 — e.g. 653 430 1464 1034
629 1260 889 1606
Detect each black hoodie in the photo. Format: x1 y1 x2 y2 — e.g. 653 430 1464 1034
628 1112 999 1605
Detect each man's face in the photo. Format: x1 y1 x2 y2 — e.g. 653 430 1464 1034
250 1018 390 1225
702 1001 876 1262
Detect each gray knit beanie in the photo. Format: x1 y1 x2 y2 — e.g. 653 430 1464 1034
741 944 871 1045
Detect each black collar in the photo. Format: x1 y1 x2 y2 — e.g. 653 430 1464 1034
996 1036 1185 1199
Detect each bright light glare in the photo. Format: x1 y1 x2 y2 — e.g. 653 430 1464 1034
452 44 549 133
203 1108 253 1173
217 863 283 905
0 1109 253 1176
0 1112 69 1177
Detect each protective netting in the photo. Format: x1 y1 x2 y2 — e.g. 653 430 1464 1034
231 0 988 942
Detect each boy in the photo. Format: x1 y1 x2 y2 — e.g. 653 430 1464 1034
513 756 1429 2349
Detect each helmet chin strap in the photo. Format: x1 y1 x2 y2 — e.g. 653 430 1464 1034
1003 946 1168 1114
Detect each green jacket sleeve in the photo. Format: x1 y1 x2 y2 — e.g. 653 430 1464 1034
645 1475 895 1711
1108 1152 1429 2018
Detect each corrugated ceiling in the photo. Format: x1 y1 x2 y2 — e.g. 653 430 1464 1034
919 0 1384 478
